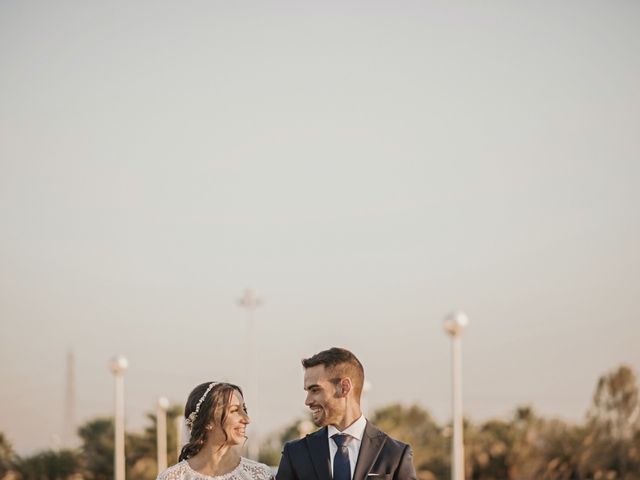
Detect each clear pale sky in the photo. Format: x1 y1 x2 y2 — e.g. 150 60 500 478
1 1 639 455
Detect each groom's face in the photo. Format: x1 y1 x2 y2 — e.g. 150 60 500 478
304 364 344 427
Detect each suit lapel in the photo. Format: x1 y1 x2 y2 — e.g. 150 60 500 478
352 422 387 480
306 427 332 480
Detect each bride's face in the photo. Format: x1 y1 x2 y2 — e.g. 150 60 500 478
209 390 250 446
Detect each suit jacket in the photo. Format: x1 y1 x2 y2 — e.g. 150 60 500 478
276 421 417 480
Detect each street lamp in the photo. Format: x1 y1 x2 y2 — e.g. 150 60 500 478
443 311 468 480
237 288 263 460
109 355 128 480
156 397 170 474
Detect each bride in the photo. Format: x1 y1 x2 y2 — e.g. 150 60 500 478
157 382 273 480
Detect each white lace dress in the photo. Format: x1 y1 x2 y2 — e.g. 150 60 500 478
156 457 274 480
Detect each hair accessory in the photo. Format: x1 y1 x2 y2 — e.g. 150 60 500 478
185 382 217 429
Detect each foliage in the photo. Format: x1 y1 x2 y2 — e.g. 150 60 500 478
128 404 183 480
0 433 18 478
371 404 448 479
579 365 640 479
258 415 316 467
12 449 80 480
75 404 183 480
77 418 114 480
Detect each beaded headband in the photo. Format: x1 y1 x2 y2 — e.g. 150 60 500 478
185 382 218 429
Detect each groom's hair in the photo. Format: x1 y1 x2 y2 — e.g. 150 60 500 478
302 347 365 399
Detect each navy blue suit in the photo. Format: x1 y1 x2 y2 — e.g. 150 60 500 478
276 422 417 480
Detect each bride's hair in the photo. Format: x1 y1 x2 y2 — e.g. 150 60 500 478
178 381 244 461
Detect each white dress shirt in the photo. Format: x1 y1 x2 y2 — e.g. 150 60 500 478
327 415 367 480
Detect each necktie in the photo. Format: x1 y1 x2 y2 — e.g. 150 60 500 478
332 433 351 480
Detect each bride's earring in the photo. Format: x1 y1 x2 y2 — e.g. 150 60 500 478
205 424 213 431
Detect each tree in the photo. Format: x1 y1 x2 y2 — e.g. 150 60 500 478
258 416 316 467
371 404 448 479
580 365 640 479
588 365 640 441
12 449 80 480
0 432 18 478
77 418 114 480
501 406 585 479
465 418 514 479
127 404 183 480
77 404 184 480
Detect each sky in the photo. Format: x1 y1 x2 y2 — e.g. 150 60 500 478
1 0 639 455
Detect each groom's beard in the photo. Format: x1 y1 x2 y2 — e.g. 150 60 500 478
311 408 326 427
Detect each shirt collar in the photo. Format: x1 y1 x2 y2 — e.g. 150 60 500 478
327 414 367 441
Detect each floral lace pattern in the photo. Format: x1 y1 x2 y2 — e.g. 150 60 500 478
157 457 274 480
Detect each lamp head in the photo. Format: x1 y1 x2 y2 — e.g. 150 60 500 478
109 355 129 375
443 311 469 337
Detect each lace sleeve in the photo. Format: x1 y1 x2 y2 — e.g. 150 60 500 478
257 465 275 480
240 458 275 480
156 461 187 480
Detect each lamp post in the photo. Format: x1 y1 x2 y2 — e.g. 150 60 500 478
109 355 128 480
443 311 468 480
156 397 170 474
237 288 263 460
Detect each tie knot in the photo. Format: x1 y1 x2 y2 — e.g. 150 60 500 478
332 433 351 448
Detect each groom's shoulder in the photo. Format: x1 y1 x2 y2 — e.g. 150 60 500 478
283 427 326 451
366 422 411 451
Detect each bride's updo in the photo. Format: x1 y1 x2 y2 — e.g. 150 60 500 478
178 381 244 461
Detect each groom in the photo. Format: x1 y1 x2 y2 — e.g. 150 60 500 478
276 347 417 480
